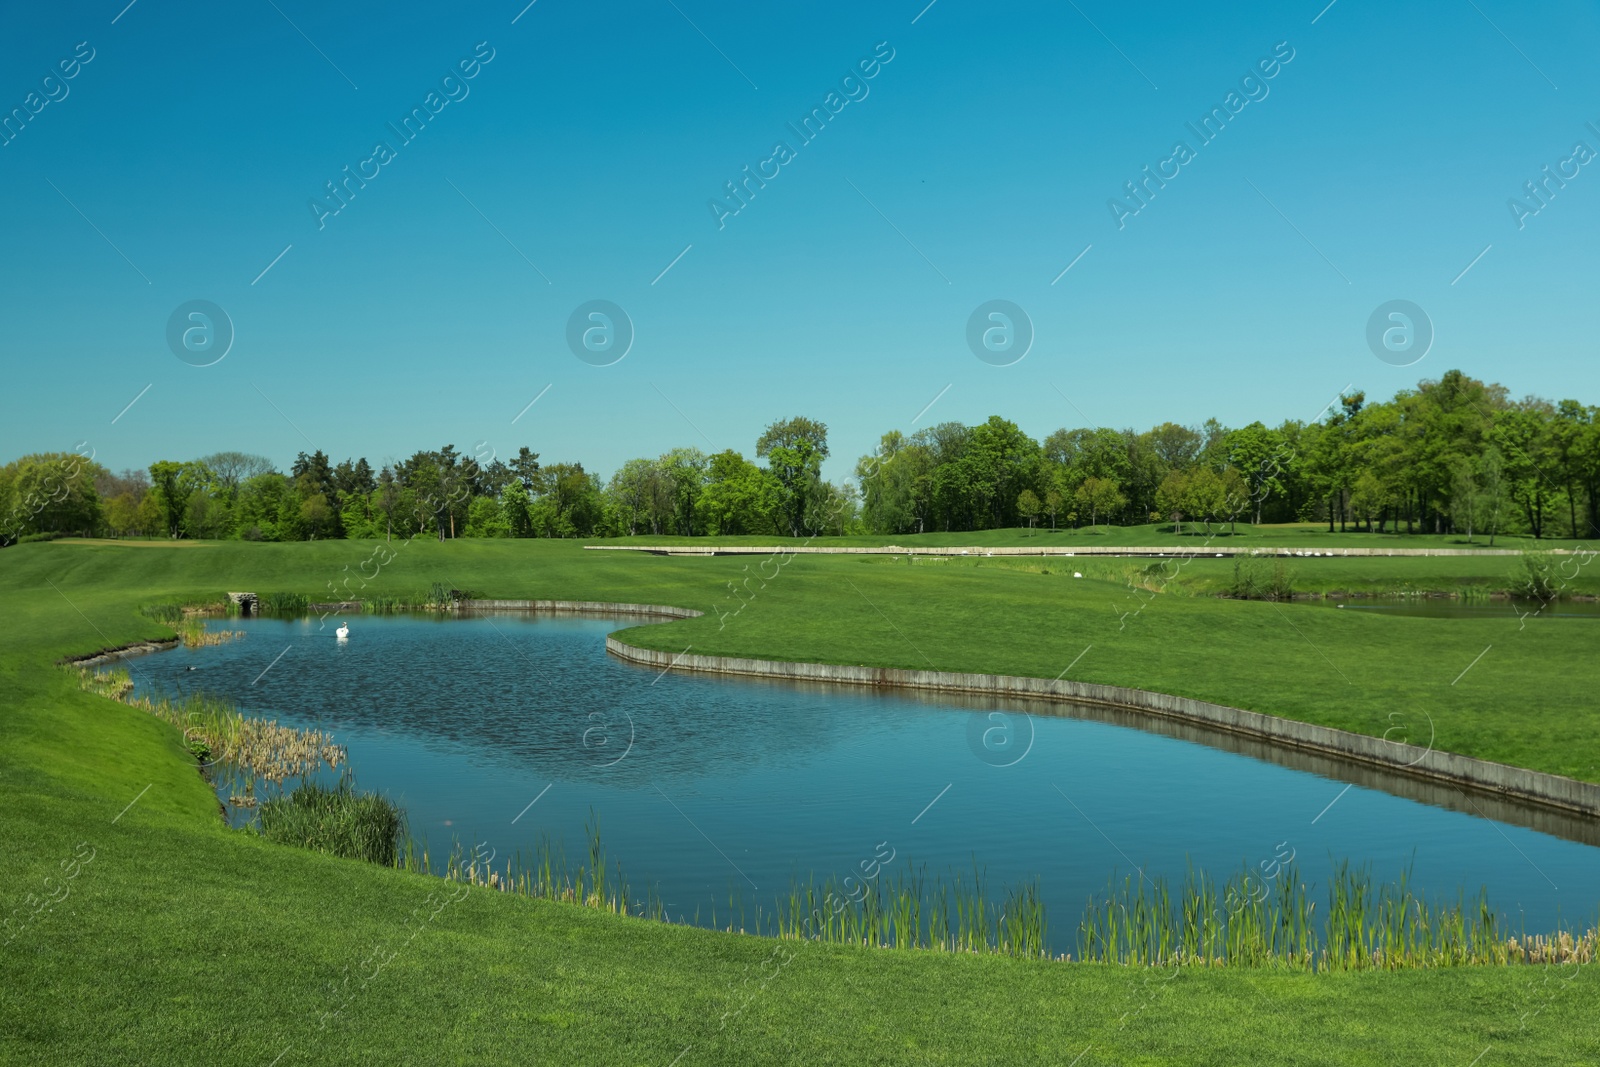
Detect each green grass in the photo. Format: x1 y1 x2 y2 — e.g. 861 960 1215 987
2 537 1598 1063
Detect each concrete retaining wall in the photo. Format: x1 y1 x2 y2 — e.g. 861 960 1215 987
607 637 1600 818
585 544 1534 559
465 600 703 619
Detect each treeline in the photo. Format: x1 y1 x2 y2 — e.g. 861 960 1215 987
857 369 1597 541
3 371 1597 545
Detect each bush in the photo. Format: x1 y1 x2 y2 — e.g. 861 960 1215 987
1228 556 1293 600
1513 550 1559 601
257 781 405 865
1265 560 1295 600
1228 557 1263 599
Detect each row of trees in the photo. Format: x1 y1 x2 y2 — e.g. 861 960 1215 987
856 371 1600 541
4 372 1598 545
0 417 847 545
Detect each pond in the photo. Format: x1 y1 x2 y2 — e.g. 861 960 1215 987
132 613 1600 953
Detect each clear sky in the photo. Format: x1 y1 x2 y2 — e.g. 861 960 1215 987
3 0 1598 482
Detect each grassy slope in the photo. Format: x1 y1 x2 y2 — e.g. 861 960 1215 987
1 538 1596 1065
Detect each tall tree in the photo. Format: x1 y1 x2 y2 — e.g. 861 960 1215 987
756 416 829 537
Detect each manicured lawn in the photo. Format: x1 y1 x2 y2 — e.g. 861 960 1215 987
2 537 1596 1064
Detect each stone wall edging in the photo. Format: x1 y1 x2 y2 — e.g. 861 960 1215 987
584 544 1534 558
464 600 703 619
606 636 1600 817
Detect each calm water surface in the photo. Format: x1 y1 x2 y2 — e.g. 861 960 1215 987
134 613 1600 949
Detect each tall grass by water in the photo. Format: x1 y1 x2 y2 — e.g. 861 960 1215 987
774 864 1048 959
176 619 243 648
1076 860 1597 969
408 816 657 919
443 835 1594 968
359 584 483 614
76 667 345 784
258 780 405 865
140 597 234 624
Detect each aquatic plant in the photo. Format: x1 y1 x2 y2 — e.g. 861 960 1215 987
258 780 405 865
176 620 243 649
256 591 310 616
75 667 345 784
422 816 659 920
140 597 232 624
1077 860 1595 969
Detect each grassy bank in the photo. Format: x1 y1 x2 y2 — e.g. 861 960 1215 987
2 537 1597 1063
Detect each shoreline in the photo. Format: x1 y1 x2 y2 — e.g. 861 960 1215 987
602 632 1600 819
66 598 1598 820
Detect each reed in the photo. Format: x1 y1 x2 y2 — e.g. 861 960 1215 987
176 620 244 649
258 780 405 865
425 815 661 920
140 597 232 624
771 861 1048 959
75 667 345 784
353 586 485 615
256 591 310 616
1078 860 1596 969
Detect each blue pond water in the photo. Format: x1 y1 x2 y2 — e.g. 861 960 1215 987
133 613 1600 950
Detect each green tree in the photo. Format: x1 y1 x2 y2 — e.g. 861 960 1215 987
1044 488 1063 531
659 448 709 536
1156 471 1189 535
199 452 274 502
1017 489 1041 531
1494 403 1557 539
1449 457 1485 542
1479 446 1507 545
698 450 780 536
509 446 542 489
2 452 104 541
148 460 211 538
756 416 829 537
464 496 511 537
1224 422 1284 525
502 480 534 538
1074 476 1125 530
960 416 1042 529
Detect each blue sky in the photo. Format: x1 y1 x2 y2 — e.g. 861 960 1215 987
3 0 1599 482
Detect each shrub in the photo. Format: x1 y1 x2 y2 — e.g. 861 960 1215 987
1513 550 1559 601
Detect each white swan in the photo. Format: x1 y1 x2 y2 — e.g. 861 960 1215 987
335 623 350 640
